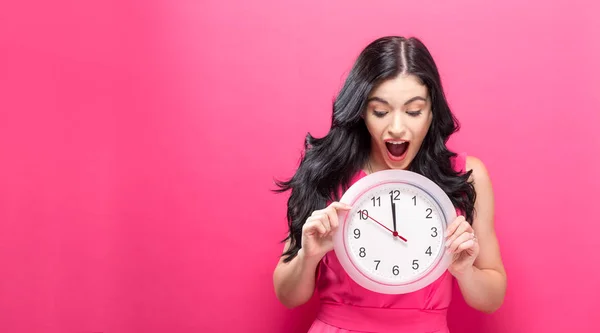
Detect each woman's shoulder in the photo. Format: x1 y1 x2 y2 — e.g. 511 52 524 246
462 155 494 207
463 154 491 184
451 153 489 179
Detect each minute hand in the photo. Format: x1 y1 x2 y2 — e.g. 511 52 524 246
391 201 397 233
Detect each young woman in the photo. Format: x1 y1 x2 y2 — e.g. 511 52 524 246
273 36 506 333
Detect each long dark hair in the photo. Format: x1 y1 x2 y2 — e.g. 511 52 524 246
274 36 476 263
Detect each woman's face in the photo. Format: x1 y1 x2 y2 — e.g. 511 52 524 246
363 74 433 171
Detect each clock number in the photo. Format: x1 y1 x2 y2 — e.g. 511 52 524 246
371 196 381 206
359 247 366 258
425 208 433 219
412 195 417 206
357 210 368 220
412 259 419 270
431 227 438 237
353 228 361 239
426 246 432 256
389 189 400 201
392 265 399 276
374 260 380 270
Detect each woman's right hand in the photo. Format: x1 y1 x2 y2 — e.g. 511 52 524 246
300 202 352 260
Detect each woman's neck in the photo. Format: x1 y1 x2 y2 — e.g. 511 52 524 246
364 150 388 175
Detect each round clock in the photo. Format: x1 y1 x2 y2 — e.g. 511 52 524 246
333 169 457 294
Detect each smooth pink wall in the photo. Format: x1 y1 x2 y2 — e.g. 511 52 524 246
1 0 599 332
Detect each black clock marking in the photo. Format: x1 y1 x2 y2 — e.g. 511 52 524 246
371 196 381 206
412 259 419 270
425 208 433 218
431 227 438 237
358 209 368 220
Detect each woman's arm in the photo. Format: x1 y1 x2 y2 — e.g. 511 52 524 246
273 240 321 309
273 201 350 308
449 156 507 313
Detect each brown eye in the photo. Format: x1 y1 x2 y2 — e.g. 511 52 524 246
373 110 387 117
407 110 422 117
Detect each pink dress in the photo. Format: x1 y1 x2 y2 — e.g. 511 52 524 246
308 153 467 333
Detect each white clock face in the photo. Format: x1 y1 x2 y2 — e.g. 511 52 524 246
344 182 447 285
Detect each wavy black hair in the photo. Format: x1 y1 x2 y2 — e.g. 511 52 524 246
274 36 476 263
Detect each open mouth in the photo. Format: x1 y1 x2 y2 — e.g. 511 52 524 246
385 141 409 160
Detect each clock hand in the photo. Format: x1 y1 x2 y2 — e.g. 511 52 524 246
391 201 397 234
365 213 407 242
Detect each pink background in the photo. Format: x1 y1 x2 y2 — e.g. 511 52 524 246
1 0 599 332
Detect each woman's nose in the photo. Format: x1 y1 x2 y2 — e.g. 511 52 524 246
387 112 406 137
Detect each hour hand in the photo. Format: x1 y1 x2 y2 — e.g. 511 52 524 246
391 202 397 232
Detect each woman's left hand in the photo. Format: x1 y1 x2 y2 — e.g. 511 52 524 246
445 215 479 278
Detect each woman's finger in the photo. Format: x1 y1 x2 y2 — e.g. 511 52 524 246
323 207 339 235
446 216 466 239
446 220 472 248
448 231 473 253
